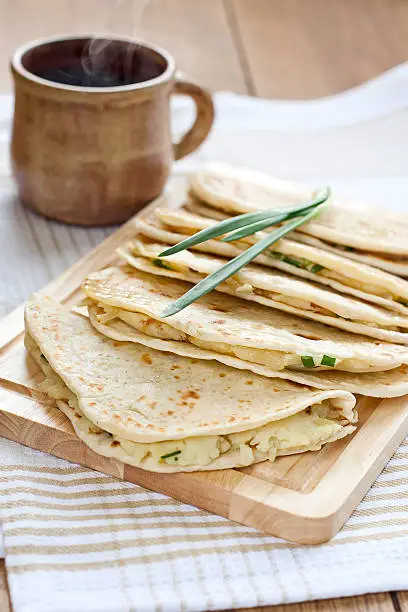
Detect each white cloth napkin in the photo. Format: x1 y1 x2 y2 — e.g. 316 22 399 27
1 63 408 611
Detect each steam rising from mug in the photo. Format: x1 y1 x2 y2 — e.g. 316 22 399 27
81 38 131 87
81 0 152 86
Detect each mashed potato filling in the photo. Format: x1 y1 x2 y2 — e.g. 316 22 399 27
150 256 333 315
26 334 347 468
94 304 386 373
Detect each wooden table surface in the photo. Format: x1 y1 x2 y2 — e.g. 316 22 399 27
1 1 408 610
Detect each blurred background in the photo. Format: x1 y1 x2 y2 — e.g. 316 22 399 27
2 0 408 98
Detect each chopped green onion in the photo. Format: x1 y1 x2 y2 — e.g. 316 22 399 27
280 254 303 268
269 251 304 267
152 258 173 270
396 298 408 308
270 253 324 274
160 450 182 460
269 251 285 261
321 355 336 367
343 246 355 252
301 355 315 368
310 264 324 273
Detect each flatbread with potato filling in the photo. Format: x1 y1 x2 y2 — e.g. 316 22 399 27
82 267 408 397
25 297 356 473
118 237 408 344
138 207 408 316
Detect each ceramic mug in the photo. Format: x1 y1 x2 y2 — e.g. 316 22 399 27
10 35 214 225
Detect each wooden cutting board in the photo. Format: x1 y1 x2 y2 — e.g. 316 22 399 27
1 177 408 545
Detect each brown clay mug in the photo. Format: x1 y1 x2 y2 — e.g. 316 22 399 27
10 35 214 225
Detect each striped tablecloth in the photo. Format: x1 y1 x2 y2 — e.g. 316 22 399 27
1 67 408 611
0 437 407 612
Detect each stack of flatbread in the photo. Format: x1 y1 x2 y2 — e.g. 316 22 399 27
189 163 408 278
25 164 408 473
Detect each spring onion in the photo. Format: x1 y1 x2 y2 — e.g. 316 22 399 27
321 355 336 367
160 450 182 460
159 187 331 317
301 356 315 368
152 258 173 270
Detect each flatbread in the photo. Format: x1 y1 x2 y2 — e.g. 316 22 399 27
24 297 356 473
145 208 408 316
82 267 408 395
88 305 408 398
189 163 408 256
117 238 408 344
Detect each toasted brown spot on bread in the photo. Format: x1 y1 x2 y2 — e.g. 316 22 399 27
181 389 200 400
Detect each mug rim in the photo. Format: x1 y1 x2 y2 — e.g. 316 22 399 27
10 34 176 93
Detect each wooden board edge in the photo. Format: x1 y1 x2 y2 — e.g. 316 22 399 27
228 395 408 543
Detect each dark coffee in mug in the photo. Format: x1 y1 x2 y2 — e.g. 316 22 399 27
37 66 133 88
25 38 166 88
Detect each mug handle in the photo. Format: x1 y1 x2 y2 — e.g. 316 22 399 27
172 75 215 161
